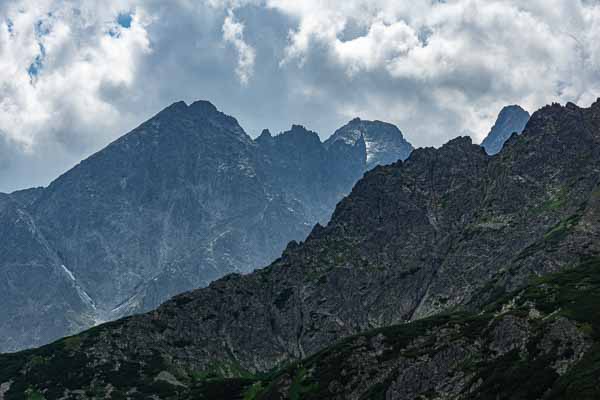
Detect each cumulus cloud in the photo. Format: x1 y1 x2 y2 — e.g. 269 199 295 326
0 0 152 190
2 0 600 191
222 9 256 85
265 0 600 140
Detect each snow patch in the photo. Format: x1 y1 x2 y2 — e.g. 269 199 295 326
76 287 96 310
365 139 375 163
61 264 76 281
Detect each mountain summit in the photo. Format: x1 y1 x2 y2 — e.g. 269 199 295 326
325 118 413 169
481 105 530 155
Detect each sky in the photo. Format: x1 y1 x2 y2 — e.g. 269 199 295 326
1 0 600 192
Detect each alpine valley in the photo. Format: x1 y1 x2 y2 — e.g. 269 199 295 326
2 99 600 400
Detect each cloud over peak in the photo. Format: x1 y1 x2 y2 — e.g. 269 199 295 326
222 9 256 85
2 0 600 191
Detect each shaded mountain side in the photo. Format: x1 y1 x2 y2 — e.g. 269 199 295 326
232 259 600 400
254 124 366 225
1 257 598 399
0 101 413 353
0 194 96 353
0 100 599 399
481 105 530 155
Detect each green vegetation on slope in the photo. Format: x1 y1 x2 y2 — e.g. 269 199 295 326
2 260 600 399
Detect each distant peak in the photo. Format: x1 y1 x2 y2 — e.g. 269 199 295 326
146 99 249 141
159 100 220 117
325 117 413 166
445 136 474 148
481 104 531 155
290 124 307 131
273 125 322 148
164 100 188 112
286 124 320 140
500 104 527 112
496 105 530 121
189 100 219 115
259 129 272 138
255 129 273 144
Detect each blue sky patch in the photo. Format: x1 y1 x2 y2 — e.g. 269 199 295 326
117 12 133 29
28 43 46 83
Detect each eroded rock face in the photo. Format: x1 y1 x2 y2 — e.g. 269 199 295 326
0 101 413 353
263 283 595 400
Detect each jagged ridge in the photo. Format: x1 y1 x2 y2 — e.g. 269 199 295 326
1 100 600 399
0 101 412 353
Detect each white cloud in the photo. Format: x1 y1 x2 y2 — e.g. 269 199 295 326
0 1 151 156
255 0 600 142
2 0 600 191
222 9 255 85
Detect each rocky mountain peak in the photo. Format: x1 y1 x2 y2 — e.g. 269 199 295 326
481 104 530 155
154 99 247 139
289 124 312 134
254 128 273 146
161 100 188 113
325 118 413 169
188 99 218 114
276 125 322 148
258 128 272 138
442 135 474 148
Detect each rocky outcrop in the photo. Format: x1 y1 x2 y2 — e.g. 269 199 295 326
259 259 597 399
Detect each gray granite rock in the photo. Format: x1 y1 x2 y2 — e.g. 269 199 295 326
0 101 413 353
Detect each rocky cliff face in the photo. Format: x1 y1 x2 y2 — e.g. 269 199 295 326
1 100 599 399
481 105 530 155
257 259 599 400
0 101 412 353
0 193 96 353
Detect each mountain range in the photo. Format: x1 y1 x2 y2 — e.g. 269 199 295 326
0 101 414 353
0 99 598 399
